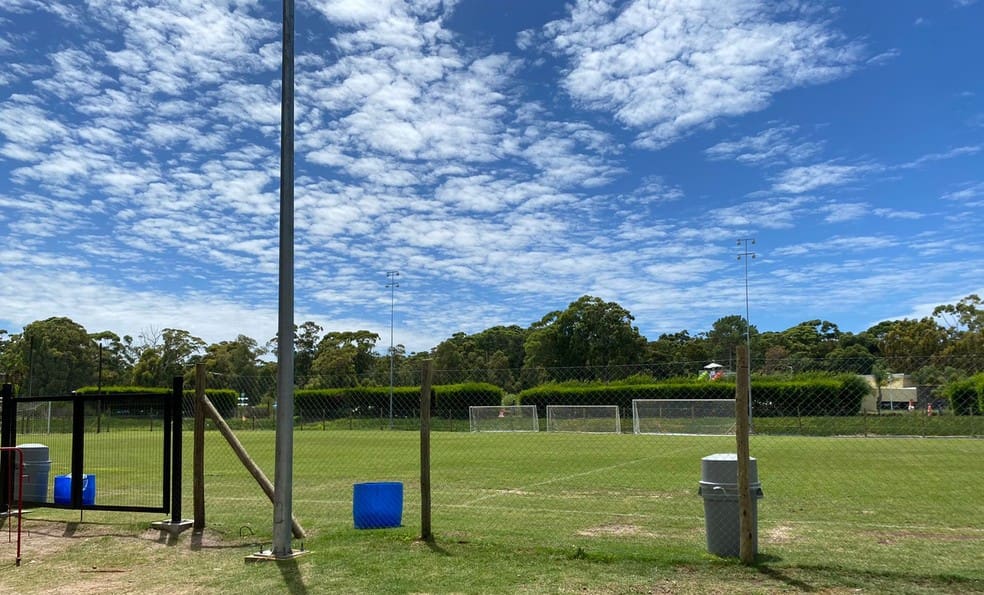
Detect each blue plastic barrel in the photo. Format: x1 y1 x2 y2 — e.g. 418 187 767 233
53 474 96 505
353 482 403 529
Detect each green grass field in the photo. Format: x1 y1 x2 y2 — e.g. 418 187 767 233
2 428 983 593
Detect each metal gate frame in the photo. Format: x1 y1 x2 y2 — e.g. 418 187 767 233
0 377 183 517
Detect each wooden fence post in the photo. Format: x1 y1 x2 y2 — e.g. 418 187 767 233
736 346 755 564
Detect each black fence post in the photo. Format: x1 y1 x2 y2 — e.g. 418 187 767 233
1 383 14 512
71 395 85 507
171 376 183 524
163 383 173 514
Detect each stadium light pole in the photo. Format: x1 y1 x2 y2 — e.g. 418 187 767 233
268 0 297 560
386 271 400 430
737 238 756 425
96 337 107 434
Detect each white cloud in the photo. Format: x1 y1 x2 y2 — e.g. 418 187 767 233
772 163 872 194
705 124 822 165
899 145 980 169
0 100 69 156
709 196 813 229
941 181 984 204
541 0 863 147
872 208 925 220
820 201 869 223
773 235 898 257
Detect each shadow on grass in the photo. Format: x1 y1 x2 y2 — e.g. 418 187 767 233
277 557 309 595
21 517 260 552
754 562 984 593
755 564 817 592
417 536 451 556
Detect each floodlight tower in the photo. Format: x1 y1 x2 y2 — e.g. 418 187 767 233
386 270 400 429
269 0 298 560
737 238 755 423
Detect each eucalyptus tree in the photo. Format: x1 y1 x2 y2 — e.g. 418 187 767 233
3 317 96 395
130 328 207 387
879 318 949 374
523 295 647 379
308 330 380 386
933 294 983 361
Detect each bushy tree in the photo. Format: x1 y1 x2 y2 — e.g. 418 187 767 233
647 331 710 378
431 325 528 388
523 295 647 377
3 317 97 395
934 294 983 361
706 315 756 368
130 328 206 387
880 318 948 374
1 323 140 393
308 330 380 386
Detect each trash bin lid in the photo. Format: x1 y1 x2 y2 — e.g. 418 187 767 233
701 453 758 485
14 443 50 462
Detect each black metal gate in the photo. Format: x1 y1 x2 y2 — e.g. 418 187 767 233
0 378 183 515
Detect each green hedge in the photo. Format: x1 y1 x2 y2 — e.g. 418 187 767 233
518 374 870 417
75 385 240 416
941 373 984 415
750 374 869 417
294 383 503 421
518 381 734 414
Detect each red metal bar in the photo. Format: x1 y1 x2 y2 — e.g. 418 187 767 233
1 447 24 566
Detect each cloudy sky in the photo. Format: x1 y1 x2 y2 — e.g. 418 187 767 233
1 0 981 353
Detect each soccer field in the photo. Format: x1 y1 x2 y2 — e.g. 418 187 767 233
8 426 983 592
188 429 984 577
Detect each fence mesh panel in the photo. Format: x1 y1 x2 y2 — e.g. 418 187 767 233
6 394 170 509
191 354 983 562
7 355 979 565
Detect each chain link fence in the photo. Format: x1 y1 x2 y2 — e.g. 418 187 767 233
190 355 983 563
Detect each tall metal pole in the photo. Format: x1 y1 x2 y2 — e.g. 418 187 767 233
386 271 400 430
737 238 755 426
97 342 103 393
96 340 104 434
271 0 295 558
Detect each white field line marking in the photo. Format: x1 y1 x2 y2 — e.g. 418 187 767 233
461 455 666 506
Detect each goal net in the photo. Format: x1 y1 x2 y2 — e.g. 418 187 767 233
546 405 621 434
632 399 736 435
469 405 539 432
15 401 53 435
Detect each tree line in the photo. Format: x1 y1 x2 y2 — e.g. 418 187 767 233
1 294 981 396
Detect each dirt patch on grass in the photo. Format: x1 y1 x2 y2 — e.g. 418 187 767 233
576 523 657 538
870 529 984 546
0 517 258 595
764 524 796 544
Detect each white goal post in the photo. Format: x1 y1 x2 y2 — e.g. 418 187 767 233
15 401 53 435
545 405 621 434
632 399 736 435
469 405 539 432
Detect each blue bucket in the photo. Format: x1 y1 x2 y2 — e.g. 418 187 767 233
53 474 96 505
353 482 403 529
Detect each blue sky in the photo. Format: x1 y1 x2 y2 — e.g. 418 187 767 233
0 0 981 354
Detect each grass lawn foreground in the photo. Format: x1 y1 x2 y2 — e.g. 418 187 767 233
1 428 983 594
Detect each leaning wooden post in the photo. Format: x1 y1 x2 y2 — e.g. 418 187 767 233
193 363 206 533
200 394 306 539
419 359 434 542
735 346 755 564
